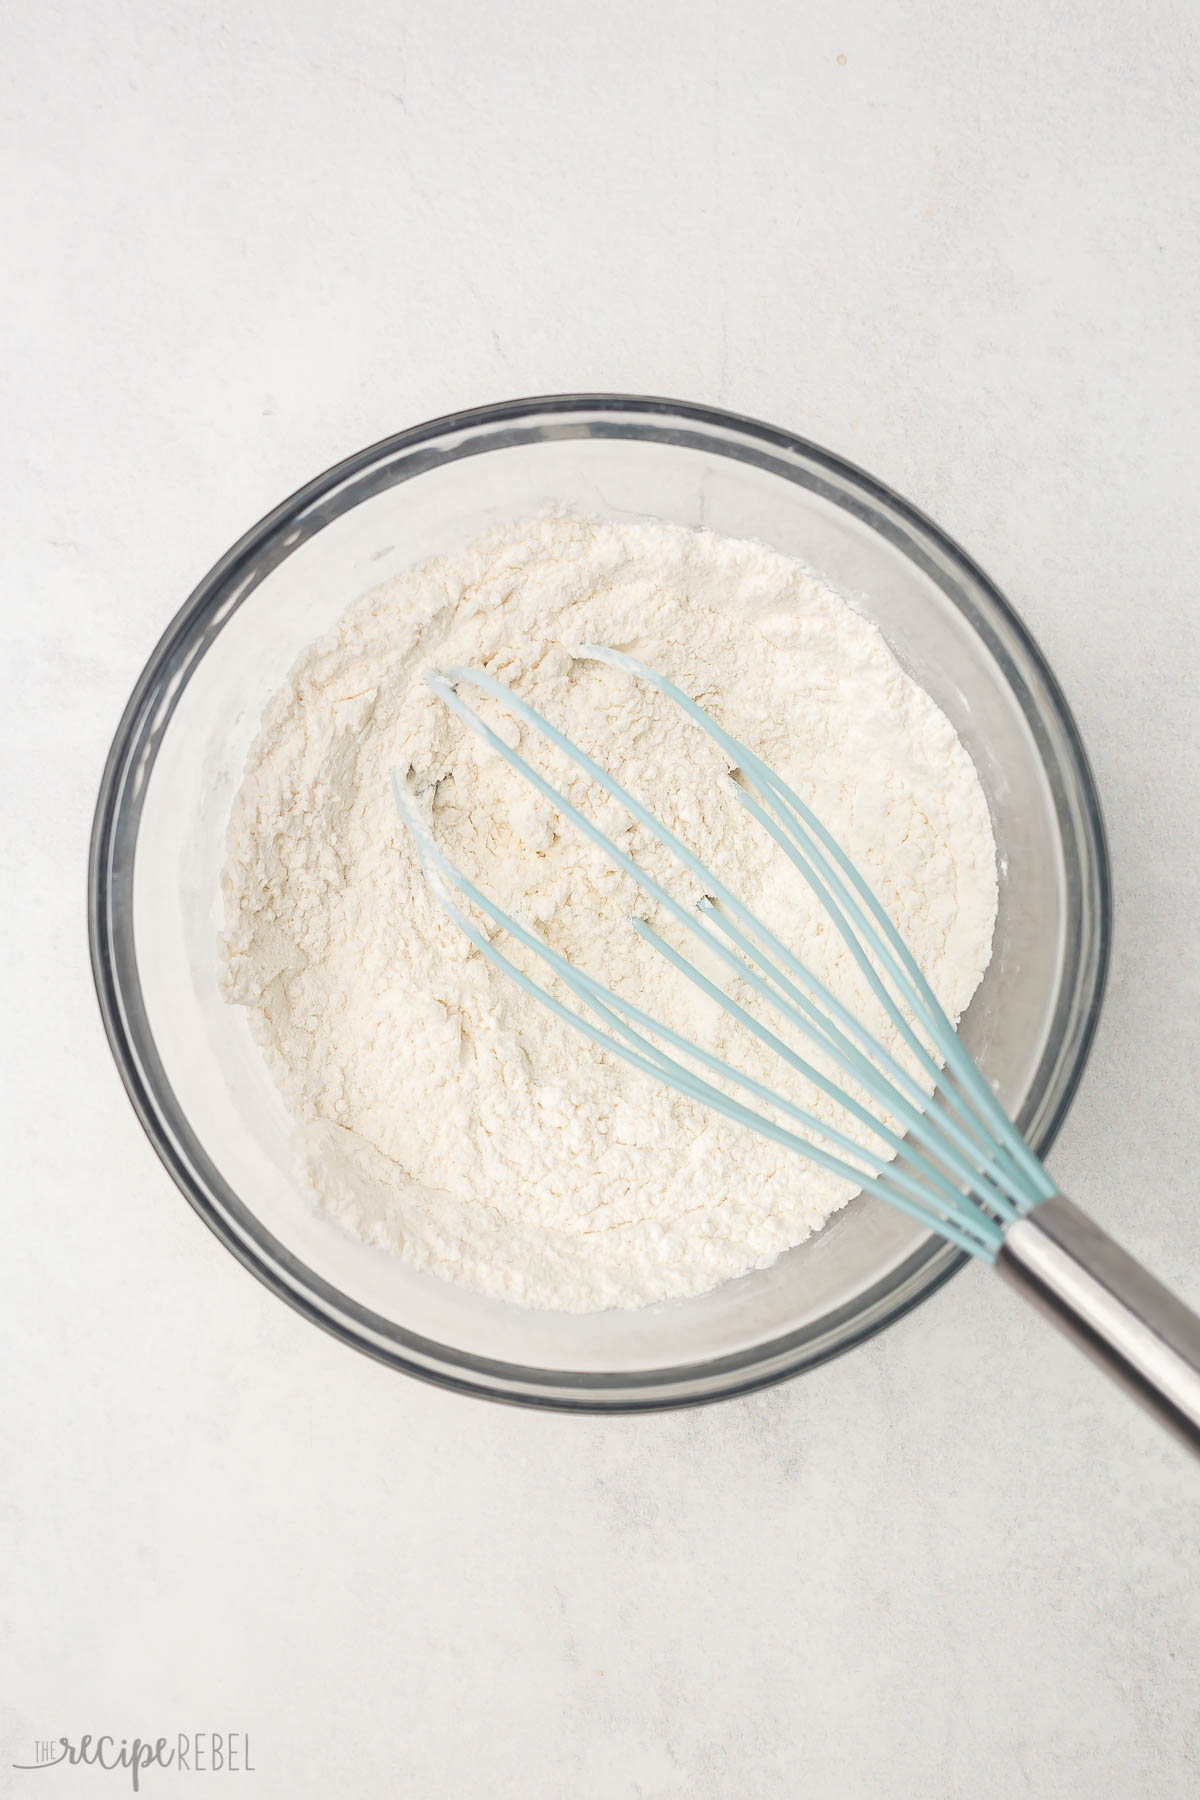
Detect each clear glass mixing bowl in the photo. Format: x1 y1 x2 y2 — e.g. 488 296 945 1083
89 397 1111 1409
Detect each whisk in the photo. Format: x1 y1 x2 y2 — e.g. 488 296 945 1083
393 650 1200 1453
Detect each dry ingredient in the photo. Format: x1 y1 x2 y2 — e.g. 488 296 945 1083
220 515 997 1311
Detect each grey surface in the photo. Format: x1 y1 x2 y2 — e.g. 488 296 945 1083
2 2 1198 1796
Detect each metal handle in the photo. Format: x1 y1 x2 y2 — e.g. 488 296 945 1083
995 1194 1200 1456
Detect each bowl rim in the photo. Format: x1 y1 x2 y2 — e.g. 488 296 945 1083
88 393 1112 1410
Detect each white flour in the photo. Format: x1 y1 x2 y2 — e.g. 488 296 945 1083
220 515 997 1311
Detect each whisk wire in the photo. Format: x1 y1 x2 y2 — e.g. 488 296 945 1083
634 912 1016 1224
583 646 1054 1205
394 779 1002 1260
630 916 1001 1222
435 665 991 1166
688 891 1020 1218
735 771 1045 1201
438 663 1034 1202
398 655 1060 1261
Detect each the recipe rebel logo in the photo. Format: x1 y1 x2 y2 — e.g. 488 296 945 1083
12 1733 255 1790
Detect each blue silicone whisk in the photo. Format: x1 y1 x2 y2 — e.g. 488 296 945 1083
393 650 1200 1453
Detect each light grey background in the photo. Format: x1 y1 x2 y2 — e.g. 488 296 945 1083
3 2 1198 1796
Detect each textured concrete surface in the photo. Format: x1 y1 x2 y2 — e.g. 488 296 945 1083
3 2 1198 1795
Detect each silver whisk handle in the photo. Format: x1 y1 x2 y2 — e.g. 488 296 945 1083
996 1195 1200 1457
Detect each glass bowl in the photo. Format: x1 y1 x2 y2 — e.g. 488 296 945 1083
89 396 1110 1410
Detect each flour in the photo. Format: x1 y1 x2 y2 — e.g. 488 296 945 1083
220 514 997 1311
